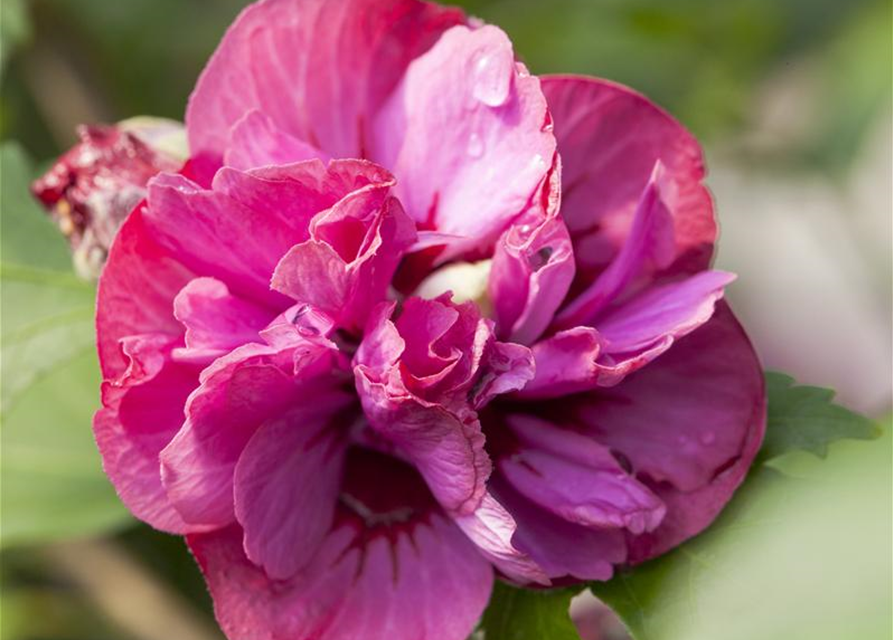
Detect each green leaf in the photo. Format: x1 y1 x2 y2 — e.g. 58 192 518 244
480 582 581 640
592 378 889 640
1 142 133 546
758 371 880 464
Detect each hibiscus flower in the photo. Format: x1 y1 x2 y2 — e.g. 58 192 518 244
48 1 767 638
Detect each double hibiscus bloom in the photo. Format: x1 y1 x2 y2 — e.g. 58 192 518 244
41 0 767 638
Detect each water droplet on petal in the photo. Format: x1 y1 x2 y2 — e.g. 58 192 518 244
700 431 716 445
467 133 484 158
472 49 512 107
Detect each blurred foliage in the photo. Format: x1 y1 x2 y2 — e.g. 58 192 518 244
0 1 890 639
1 143 133 548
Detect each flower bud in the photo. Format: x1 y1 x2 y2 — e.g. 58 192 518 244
31 117 186 278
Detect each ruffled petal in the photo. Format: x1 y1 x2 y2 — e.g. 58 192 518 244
186 0 465 175
212 159 392 235
145 173 298 306
354 298 533 515
355 373 491 515
160 326 345 527
172 277 273 363
489 161 576 344
541 75 715 278
272 182 415 331
94 334 204 533
373 25 556 257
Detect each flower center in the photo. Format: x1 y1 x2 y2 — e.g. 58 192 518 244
413 259 493 317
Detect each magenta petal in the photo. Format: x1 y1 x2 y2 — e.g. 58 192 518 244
356 376 491 515
554 162 675 329
94 334 204 533
493 476 626 582
189 516 492 640
541 75 715 277
453 491 550 586
160 334 343 527
224 110 326 170
523 271 735 397
354 297 532 515
489 163 576 344
172 277 272 363
272 241 350 316
273 183 416 331
212 158 394 240
572 302 766 560
234 397 353 580
187 0 465 172
597 270 735 354
498 415 665 534
145 173 294 306
96 206 193 377
373 25 556 257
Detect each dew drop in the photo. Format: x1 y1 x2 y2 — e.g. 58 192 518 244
471 49 512 107
700 431 716 445
297 325 320 337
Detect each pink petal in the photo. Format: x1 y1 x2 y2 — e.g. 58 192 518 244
96 205 193 378
373 25 556 257
522 271 735 397
493 476 626 582
224 110 327 171
570 302 766 561
186 0 465 174
453 491 551 586
189 450 492 640
272 241 350 316
145 173 296 307
172 277 272 363
234 395 354 580
596 270 735 354
272 183 415 331
355 373 491 516
497 415 665 535
489 161 576 344
354 298 532 515
554 162 675 329
469 340 535 409
94 334 205 533
213 159 393 237
541 75 715 278
160 331 344 527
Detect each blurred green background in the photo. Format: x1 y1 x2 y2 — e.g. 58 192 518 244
1 1 890 639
